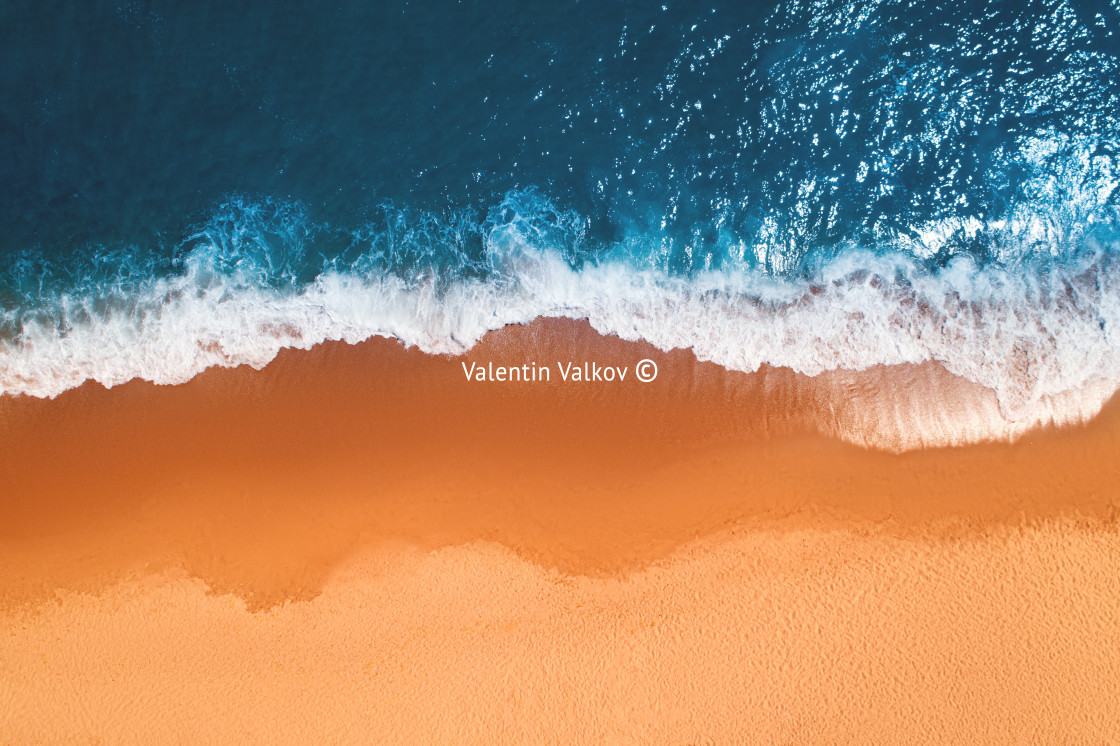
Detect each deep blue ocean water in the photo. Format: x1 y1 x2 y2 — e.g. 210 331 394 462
2 0 1119 412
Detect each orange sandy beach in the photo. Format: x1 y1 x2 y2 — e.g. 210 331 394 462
2 318 1119 743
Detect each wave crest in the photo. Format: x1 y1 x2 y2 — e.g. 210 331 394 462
1 189 1119 435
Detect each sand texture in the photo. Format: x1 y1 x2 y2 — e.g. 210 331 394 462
2 319 1119 743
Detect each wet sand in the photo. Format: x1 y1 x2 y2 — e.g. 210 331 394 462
1 318 1118 743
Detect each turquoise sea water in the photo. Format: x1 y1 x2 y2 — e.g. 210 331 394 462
1 0 1119 413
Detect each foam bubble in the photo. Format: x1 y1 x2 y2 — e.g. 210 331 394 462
2 190 1119 450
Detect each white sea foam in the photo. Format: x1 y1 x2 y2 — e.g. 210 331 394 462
3 227 1119 430
3 175 1120 455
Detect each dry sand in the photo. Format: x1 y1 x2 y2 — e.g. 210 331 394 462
1 318 1118 743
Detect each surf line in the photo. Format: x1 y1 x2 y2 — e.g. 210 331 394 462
461 361 630 382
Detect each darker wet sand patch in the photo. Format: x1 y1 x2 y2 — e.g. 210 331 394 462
1 318 1117 609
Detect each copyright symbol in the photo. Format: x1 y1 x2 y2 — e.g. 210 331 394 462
635 358 658 383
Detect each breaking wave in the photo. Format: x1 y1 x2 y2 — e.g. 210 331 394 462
1 183 1118 429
